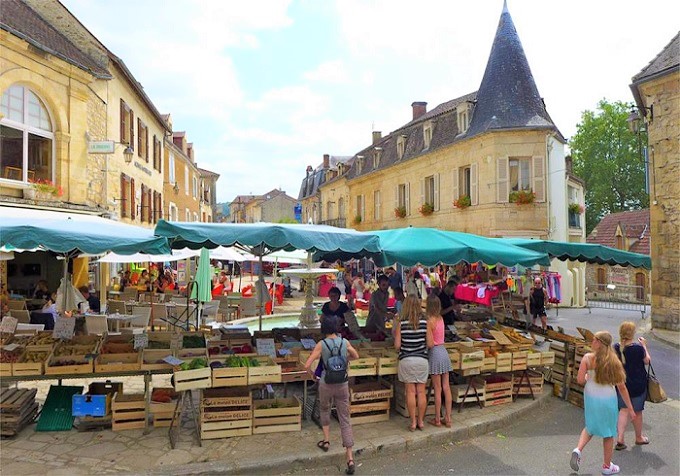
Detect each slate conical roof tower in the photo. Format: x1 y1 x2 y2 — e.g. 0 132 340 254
466 1 561 139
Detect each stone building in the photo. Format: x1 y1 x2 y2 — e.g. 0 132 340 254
301 3 587 306
586 209 650 303
298 154 353 226
244 189 297 223
630 32 680 331
163 129 203 222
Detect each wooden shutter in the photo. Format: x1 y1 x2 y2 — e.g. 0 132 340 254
420 178 425 207
452 167 459 203
496 157 509 203
434 173 440 211
394 185 399 210
145 128 149 162
158 192 163 220
147 188 152 222
119 99 126 144
120 174 128 218
470 162 478 206
129 109 135 151
130 177 136 220
532 156 545 202
405 182 410 215
361 194 366 221
137 118 142 157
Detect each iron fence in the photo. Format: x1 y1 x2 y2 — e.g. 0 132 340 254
586 283 648 319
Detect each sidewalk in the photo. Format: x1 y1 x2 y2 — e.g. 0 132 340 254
0 386 553 475
650 327 680 349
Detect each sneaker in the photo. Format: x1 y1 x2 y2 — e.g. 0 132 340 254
602 463 620 475
570 448 582 472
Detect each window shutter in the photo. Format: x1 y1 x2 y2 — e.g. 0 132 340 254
137 118 142 157
120 174 127 218
130 177 136 220
147 188 153 222
405 182 410 215
129 109 134 151
496 157 509 203
158 192 163 220
394 185 398 210
145 128 149 162
532 156 545 202
119 99 125 143
470 162 478 206
420 178 425 206
361 194 366 221
452 168 459 203
434 173 440 211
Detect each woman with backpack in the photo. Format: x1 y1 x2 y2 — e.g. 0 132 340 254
394 295 431 431
304 315 359 475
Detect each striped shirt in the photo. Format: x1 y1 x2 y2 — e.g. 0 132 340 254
399 317 428 360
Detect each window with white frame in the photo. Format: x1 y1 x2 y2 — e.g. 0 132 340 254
326 201 334 220
373 148 382 169
338 197 345 219
395 183 410 214
192 175 198 198
456 102 472 134
185 209 191 221
168 202 178 221
496 156 544 203
356 156 364 174
509 158 532 192
397 135 406 160
423 122 433 149
460 167 471 197
423 174 438 209
168 152 175 184
356 194 365 221
0 85 54 184
373 190 381 220
452 164 478 206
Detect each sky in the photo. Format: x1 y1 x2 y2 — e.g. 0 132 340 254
61 0 680 204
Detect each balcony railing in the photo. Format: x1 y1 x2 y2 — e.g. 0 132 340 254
319 218 347 228
568 212 581 228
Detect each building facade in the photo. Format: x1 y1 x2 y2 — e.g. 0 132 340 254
298 154 353 226
303 4 586 306
163 130 203 222
586 209 651 303
199 167 220 223
630 32 680 331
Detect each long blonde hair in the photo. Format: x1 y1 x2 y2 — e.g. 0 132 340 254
425 293 442 320
401 295 423 330
593 331 626 386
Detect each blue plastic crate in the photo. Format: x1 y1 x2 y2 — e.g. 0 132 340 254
72 393 108 417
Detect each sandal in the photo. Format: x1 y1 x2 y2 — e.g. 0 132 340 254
635 436 650 445
345 460 355 475
416 422 425 431
427 418 442 427
408 425 416 432
317 440 330 452
615 442 627 451
444 418 452 428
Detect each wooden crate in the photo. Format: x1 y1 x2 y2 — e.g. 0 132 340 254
448 350 461 370
394 385 436 417
95 352 141 373
482 357 496 373
0 388 38 437
460 350 485 370
174 366 212 391
211 363 248 387
483 392 513 407
495 352 512 372
513 370 544 396
474 373 513 392
511 351 528 371
25 332 58 351
45 355 94 375
348 380 392 425
526 352 542 367
348 357 378 377
13 349 48 376
252 397 301 434
112 392 146 431
141 349 175 371
247 356 282 385
150 388 179 428
146 331 180 350
451 383 486 404
200 388 252 439
540 351 555 366
176 347 209 359
377 355 398 376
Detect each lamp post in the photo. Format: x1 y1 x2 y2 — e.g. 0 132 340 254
626 106 650 194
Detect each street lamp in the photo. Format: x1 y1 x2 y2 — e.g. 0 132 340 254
123 146 134 163
626 105 651 195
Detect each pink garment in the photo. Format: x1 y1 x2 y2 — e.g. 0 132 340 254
432 318 445 346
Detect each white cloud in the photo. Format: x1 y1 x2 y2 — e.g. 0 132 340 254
303 60 350 84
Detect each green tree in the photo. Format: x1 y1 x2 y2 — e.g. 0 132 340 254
570 99 648 234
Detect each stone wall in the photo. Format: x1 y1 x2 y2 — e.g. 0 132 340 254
86 95 108 208
640 71 680 330
585 264 651 303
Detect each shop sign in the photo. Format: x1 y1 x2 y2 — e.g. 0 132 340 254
134 161 153 176
88 141 115 154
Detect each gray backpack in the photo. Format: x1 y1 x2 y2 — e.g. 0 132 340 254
322 338 348 384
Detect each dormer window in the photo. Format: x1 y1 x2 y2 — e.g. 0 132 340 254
397 135 406 160
457 101 473 134
356 155 364 173
373 147 382 169
423 122 433 149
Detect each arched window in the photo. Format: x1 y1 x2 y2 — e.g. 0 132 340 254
1 85 54 183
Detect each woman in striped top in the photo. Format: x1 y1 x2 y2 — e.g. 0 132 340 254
394 295 432 431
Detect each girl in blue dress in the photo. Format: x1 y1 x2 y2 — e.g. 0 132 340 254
570 331 636 475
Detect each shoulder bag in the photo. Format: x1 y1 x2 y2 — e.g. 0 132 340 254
646 363 667 403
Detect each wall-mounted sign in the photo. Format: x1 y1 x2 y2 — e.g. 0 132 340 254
134 161 153 176
88 140 115 154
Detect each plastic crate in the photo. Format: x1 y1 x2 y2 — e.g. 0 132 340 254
72 393 109 417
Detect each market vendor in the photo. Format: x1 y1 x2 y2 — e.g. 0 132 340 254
321 287 350 324
365 275 394 335
439 280 457 326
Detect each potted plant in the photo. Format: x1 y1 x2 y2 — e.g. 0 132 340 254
353 214 362 225
418 202 434 216
509 189 535 205
29 179 63 200
394 206 407 218
568 203 585 214
453 195 471 209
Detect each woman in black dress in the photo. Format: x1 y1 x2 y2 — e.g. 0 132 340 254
321 287 350 323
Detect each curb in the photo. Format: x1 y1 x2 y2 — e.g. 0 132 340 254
649 329 680 349
141 388 553 475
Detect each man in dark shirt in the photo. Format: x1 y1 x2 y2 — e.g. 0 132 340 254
439 280 457 326
78 286 101 313
365 275 394 334
386 267 403 294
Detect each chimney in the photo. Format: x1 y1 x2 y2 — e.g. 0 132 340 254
372 131 382 144
411 101 427 120
306 165 313 175
323 154 330 169
187 143 194 161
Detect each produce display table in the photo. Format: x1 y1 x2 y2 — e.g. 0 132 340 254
3 369 172 434
454 284 500 307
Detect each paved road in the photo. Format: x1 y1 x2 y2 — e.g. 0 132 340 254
288 306 680 476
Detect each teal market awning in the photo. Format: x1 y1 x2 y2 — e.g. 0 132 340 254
154 220 382 259
371 227 551 268
0 207 170 256
501 238 651 269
